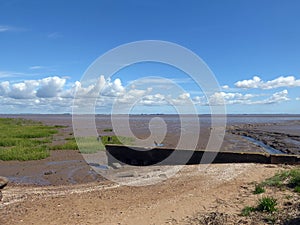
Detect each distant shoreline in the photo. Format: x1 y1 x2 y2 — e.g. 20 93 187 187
1 113 300 116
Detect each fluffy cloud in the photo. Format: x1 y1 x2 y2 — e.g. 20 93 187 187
102 78 125 97
235 76 300 89
170 93 193 105
0 77 66 99
207 90 290 106
36 76 66 98
235 76 262 89
139 94 167 106
0 81 9 95
0 74 295 113
258 90 289 104
208 92 254 105
115 88 151 104
8 80 39 99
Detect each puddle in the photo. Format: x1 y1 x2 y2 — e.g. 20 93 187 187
46 160 82 166
243 136 284 154
7 176 51 186
89 163 109 170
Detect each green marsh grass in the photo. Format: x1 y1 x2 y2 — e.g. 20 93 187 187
0 118 134 160
0 118 57 161
50 135 134 153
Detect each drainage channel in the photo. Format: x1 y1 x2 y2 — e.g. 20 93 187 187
243 136 285 154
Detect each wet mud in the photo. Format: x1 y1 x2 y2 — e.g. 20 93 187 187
228 121 300 155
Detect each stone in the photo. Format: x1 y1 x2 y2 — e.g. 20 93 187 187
0 176 8 189
44 170 54 175
112 163 122 169
0 176 8 201
158 173 167 179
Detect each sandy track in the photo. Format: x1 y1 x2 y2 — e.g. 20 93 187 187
0 163 283 225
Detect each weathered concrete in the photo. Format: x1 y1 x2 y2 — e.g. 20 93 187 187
105 145 300 166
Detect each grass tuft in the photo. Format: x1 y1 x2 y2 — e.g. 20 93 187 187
260 168 300 193
261 171 290 187
241 197 278 216
253 184 265 194
257 197 277 213
241 206 255 216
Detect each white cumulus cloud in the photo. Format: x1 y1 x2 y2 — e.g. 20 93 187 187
8 80 39 99
258 89 290 104
36 76 66 98
235 76 300 89
208 92 255 105
0 81 9 95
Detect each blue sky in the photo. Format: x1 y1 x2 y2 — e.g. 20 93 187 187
0 0 300 114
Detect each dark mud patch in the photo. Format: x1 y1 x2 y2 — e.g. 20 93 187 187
229 122 300 155
0 150 104 186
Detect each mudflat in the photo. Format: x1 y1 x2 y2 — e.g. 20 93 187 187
0 114 300 186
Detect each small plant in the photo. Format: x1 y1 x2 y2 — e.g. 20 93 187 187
261 168 300 193
257 197 277 213
254 184 265 194
262 171 290 187
241 206 255 216
288 169 300 190
294 186 300 193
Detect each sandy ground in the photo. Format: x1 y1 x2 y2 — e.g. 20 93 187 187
0 163 290 225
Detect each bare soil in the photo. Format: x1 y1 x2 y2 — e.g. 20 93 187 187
1 163 299 225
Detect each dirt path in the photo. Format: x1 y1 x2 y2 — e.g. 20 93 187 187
0 163 284 225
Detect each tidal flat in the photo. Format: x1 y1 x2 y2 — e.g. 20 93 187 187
0 114 299 186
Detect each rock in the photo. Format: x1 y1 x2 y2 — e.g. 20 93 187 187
112 163 122 169
158 173 167 179
0 176 8 201
117 172 137 178
0 176 8 189
44 170 54 175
